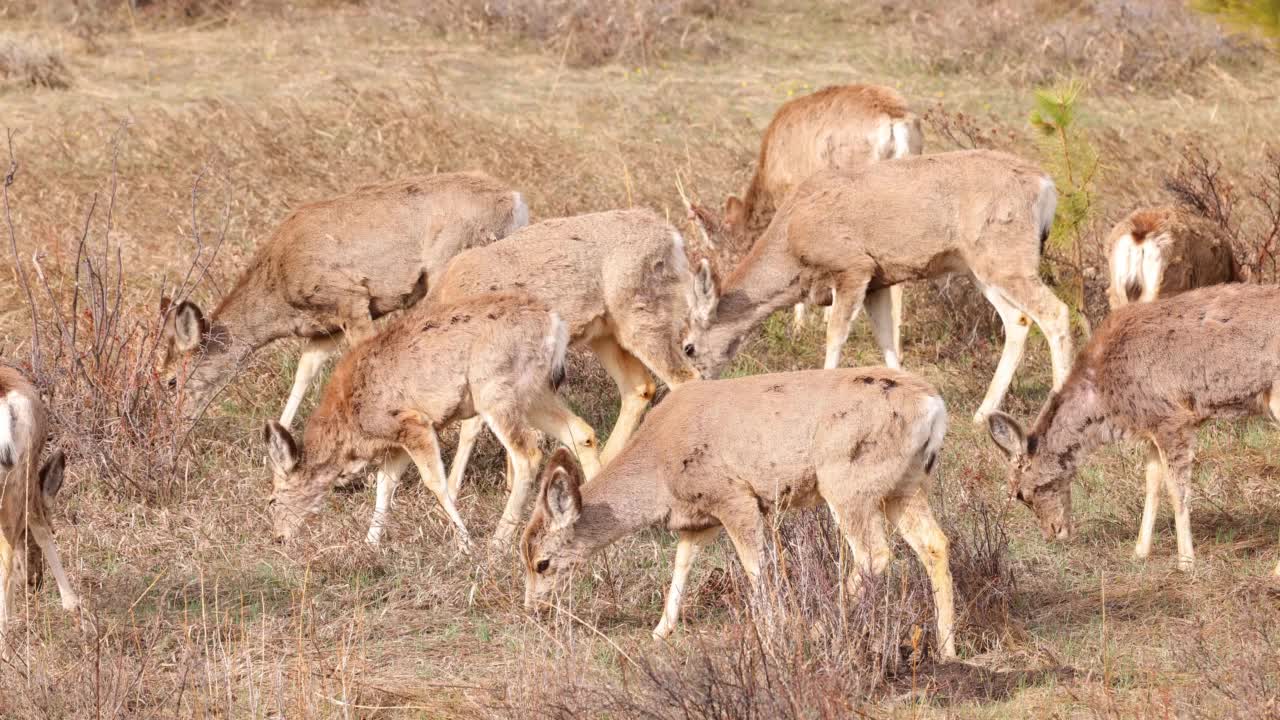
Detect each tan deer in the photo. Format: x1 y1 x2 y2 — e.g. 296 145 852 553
162 171 527 426
986 283 1280 572
263 294 600 548
1106 205 1240 311
521 368 956 659
682 149 1072 423
429 208 702 493
684 84 923 350
0 366 77 650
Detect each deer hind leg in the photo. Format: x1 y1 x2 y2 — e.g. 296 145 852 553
823 278 870 370
978 274 1073 393
719 497 767 582
1153 429 1197 571
402 423 472 550
279 336 340 427
446 416 485 502
527 391 600 481
28 524 77 612
1134 440 1165 560
482 414 541 547
865 286 902 370
589 336 655 465
653 527 720 640
366 449 411 546
971 281 1033 422
885 487 957 660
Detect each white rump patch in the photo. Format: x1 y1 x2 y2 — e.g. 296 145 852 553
1034 176 1057 245
913 394 948 460
870 119 895 161
509 192 530 234
890 119 916 159
0 390 33 469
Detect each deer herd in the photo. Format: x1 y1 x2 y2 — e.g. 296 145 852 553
3 84 1278 662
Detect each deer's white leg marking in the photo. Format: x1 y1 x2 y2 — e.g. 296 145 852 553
279 336 340 427
366 451 411 546
653 527 719 640
1134 441 1164 560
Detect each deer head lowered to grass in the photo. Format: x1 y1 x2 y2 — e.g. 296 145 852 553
520 367 957 659
161 171 527 426
986 283 1280 572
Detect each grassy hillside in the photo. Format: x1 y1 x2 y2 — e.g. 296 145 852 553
1 0 1279 716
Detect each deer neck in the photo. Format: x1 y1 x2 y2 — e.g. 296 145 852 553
211 274 298 353
570 451 671 558
1031 377 1116 479
710 237 804 352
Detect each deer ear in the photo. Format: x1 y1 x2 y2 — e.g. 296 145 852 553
539 448 582 531
264 421 300 475
173 301 207 353
39 450 65 501
986 412 1028 461
691 258 719 325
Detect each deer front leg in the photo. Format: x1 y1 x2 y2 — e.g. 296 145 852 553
366 450 411 546
886 488 957 660
1134 441 1164 560
653 527 720 640
28 525 78 612
0 543 12 648
447 416 485 501
279 336 341 427
827 499 892 596
402 424 473 550
823 279 869 370
792 303 807 332
589 336 655 465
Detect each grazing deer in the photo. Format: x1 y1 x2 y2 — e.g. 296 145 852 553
684 84 923 346
1106 205 1240 311
430 208 702 492
682 149 1072 423
521 368 956 659
263 294 600 548
162 172 528 426
986 283 1280 572
0 366 77 650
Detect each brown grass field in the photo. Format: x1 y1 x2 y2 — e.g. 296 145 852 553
2 0 1280 716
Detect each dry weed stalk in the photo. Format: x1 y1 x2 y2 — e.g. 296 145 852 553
4 126 223 503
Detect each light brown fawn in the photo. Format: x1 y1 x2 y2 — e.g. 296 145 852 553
986 283 1280 572
521 368 956 659
684 84 922 346
0 366 76 651
1106 205 1240 311
264 294 599 548
682 149 1072 423
162 172 526 426
429 208 703 493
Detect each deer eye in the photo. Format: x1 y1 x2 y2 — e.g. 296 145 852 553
683 342 696 358
535 559 550 574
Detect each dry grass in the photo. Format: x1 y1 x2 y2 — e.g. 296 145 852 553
1 0 1279 716
0 32 71 89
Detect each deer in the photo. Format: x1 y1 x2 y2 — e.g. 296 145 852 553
162 171 528 427
428 208 703 495
1106 205 1241 311
0 366 77 651
683 84 923 351
681 149 1073 423
262 293 600 549
521 367 956 658
986 283 1280 572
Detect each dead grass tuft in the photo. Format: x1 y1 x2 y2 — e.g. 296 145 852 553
0 32 71 90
